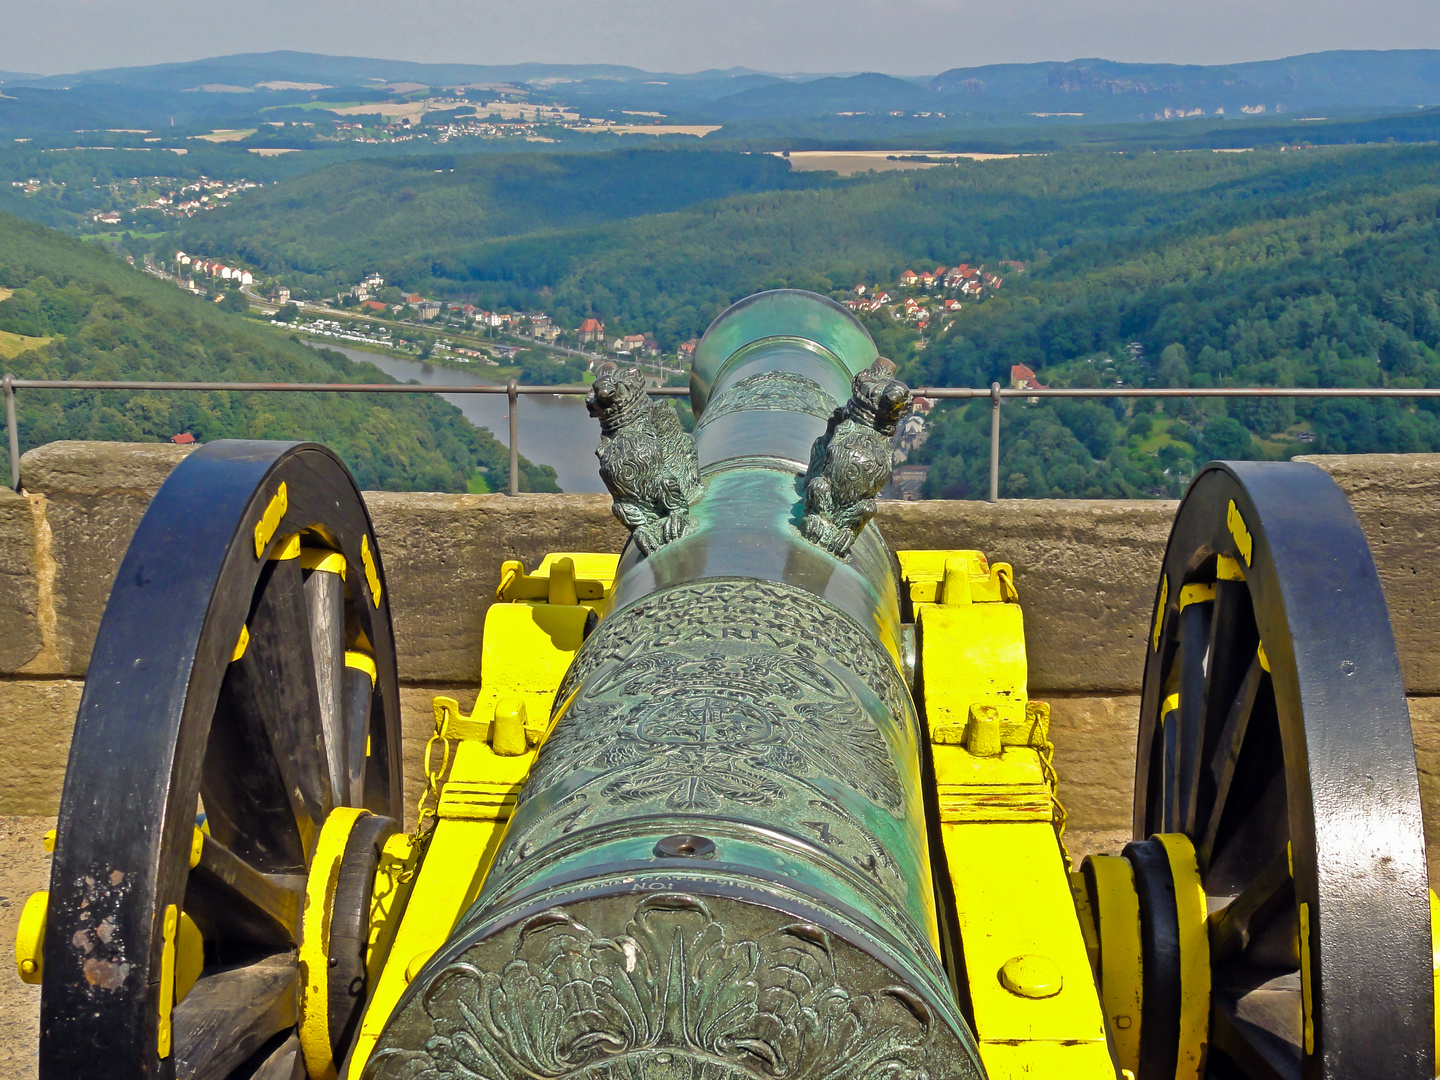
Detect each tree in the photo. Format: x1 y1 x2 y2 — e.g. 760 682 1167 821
1156 343 1190 388
1200 417 1253 461
518 348 586 385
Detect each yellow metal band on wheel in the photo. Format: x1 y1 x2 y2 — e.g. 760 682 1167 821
1176 583 1215 612
300 548 348 578
1154 833 1210 1079
301 806 368 1080
253 482 289 558
344 650 377 682
360 536 382 607
1086 855 1143 1075
1431 890 1440 1070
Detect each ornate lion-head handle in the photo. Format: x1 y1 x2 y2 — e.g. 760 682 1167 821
798 358 912 558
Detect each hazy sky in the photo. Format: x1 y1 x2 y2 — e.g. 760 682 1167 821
5 0 1440 76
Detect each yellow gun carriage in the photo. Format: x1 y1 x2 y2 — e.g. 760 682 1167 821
14 291 1435 1080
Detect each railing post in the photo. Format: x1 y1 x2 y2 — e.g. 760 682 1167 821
507 379 519 497
988 382 1001 504
4 373 18 492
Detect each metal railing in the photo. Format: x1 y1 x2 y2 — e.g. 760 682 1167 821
6 372 1440 500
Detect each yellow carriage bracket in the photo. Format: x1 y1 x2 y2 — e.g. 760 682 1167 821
908 549 1111 1078
347 704 541 1079
932 743 1110 1078
496 552 618 614
900 549 1031 745
439 552 621 738
940 819 1114 1079
347 553 614 1078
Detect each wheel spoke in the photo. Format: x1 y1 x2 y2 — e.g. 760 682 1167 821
1162 695 1181 832
250 1034 306 1080
185 833 303 952
1235 972 1303 1050
231 558 335 849
304 559 348 807
1209 847 1292 967
1201 651 1266 861
204 676 307 873
1207 766 1288 899
1211 981 1302 1080
342 664 375 809
173 954 298 1080
1195 581 1256 831
1174 599 1212 834
362 678 395 815
1200 663 1279 882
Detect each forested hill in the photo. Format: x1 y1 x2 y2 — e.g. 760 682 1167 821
149 142 1440 500
168 150 831 295
0 214 557 492
910 145 1440 498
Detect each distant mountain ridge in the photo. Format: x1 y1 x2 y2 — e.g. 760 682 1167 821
930 50 1440 108
3 51 802 93
13 48 1440 114
708 50 1440 122
3 48 1440 139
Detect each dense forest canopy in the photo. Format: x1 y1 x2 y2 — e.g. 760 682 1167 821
153 142 1440 497
166 149 834 296
0 212 558 492
10 136 1440 499
906 146 1440 496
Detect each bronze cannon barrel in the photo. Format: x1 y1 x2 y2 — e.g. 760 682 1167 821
369 291 984 1080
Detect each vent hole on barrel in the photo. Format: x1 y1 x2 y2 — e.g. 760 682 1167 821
654 834 716 859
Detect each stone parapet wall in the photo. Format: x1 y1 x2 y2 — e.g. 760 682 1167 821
2 443 1438 875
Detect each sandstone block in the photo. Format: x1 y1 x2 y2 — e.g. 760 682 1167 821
879 501 1174 693
1298 454 1440 694
0 679 82 815
0 488 40 672
1407 695 1440 889
1042 694 1142 836
367 492 625 684
18 442 193 675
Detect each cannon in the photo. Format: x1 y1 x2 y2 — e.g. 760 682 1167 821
14 290 1436 1079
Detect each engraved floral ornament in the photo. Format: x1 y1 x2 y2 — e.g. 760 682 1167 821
364 894 960 1080
528 649 905 817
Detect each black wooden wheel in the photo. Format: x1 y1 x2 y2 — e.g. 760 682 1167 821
40 441 402 1080
1137 460 1432 1080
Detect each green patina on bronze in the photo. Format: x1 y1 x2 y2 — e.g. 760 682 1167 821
366 291 983 1080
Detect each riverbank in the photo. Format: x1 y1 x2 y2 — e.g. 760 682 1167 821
326 342 605 494
301 332 525 381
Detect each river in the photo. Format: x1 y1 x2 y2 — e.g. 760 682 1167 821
326 344 605 494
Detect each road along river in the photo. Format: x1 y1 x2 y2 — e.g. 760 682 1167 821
327 344 605 494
